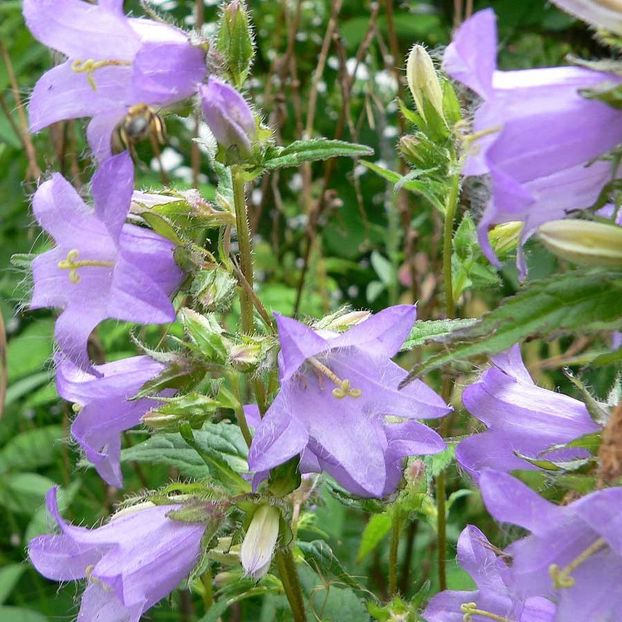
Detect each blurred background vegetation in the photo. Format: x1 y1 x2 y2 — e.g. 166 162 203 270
0 1 614 620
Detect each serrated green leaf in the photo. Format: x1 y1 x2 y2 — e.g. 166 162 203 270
262 139 373 171
298 540 377 601
121 421 249 481
403 270 622 383
401 318 478 350
0 426 63 473
356 513 392 562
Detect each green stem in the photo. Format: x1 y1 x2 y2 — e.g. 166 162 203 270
436 174 460 592
232 165 255 335
200 570 214 613
442 174 460 318
388 508 402 595
276 548 307 622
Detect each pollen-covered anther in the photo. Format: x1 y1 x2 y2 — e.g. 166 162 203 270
308 357 362 399
549 537 607 589
71 58 131 90
57 249 114 283
460 601 513 622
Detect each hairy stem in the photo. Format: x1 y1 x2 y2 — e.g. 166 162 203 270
388 508 402 595
276 548 307 622
232 166 255 335
436 174 460 591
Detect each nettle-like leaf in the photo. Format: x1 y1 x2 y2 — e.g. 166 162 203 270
261 139 373 170
402 269 622 384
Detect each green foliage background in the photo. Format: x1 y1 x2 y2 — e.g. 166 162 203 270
0 1 615 621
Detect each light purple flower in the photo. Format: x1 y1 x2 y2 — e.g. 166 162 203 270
443 9 622 273
457 345 600 478
247 306 450 498
423 525 556 622
480 470 622 622
29 487 206 622
56 355 168 488
24 0 206 160
200 79 256 156
30 152 183 371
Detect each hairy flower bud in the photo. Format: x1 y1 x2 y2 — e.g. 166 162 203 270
323 310 371 332
229 341 264 372
406 45 445 122
538 219 622 267
200 79 256 158
240 505 280 580
551 0 622 35
217 0 255 87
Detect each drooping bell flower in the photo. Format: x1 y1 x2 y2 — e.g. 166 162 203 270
247 306 450 498
423 525 556 622
457 345 600 478
56 355 168 488
480 470 622 622
200 79 256 157
443 9 622 274
30 152 183 371
29 488 207 622
24 0 206 160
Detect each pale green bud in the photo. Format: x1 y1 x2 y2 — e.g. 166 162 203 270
323 310 371 332
406 45 445 122
488 221 523 257
240 505 280 580
538 219 622 267
216 0 255 87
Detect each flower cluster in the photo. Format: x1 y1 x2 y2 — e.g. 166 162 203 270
444 8 622 274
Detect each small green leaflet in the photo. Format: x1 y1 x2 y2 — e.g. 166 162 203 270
262 139 373 170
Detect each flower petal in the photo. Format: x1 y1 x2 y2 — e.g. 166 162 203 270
87 111 126 162
329 305 417 359
274 313 330 381
29 61 131 133
93 152 134 242
77 582 142 622
442 8 497 99
23 0 139 59
479 470 559 535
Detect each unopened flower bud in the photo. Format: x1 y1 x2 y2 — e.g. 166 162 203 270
488 221 523 257
538 219 622 267
191 268 237 312
406 45 445 122
217 0 255 87
229 341 263 371
324 310 371 332
551 0 622 36
240 505 280 580
200 79 256 157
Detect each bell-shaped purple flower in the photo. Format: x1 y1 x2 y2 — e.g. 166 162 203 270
56 355 168 488
423 524 556 622
29 488 206 622
443 9 622 273
24 0 206 160
480 470 622 622
200 79 256 156
30 152 183 371
457 346 600 478
248 306 450 498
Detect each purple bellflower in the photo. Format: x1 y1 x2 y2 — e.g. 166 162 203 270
30 152 183 371
247 306 450 498
443 9 622 273
457 346 600 478
29 487 206 622
56 355 168 488
200 79 257 156
480 470 622 622
24 0 206 160
423 524 556 622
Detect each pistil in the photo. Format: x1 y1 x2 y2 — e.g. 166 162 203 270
71 59 131 90
460 602 513 622
307 357 362 399
58 249 115 283
549 537 607 589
